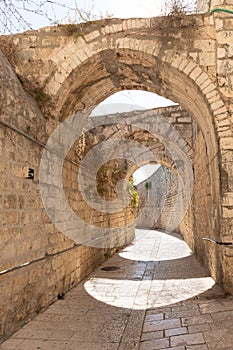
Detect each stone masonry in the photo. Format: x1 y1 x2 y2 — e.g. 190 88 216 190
0 52 135 341
136 166 178 231
0 0 232 342
0 229 232 350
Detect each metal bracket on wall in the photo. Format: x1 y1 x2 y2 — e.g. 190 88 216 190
26 168 34 179
23 166 34 180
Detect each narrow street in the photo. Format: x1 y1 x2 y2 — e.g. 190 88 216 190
1 229 233 350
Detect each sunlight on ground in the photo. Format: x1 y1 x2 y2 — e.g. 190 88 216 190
119 229 192 261
85 277 215 310
84 229 216 310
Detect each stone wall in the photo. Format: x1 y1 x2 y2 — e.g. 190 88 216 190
136 163 195 247
0 52 134 342
135 122 226 287
0 3 233 338
78 105 193 233
136 165 194 239
0 55 195 341
212 0 233 294
134 105 193 232
191 127 220 280
136 167 178 231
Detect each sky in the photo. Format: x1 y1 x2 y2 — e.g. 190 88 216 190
1 0 197 34
78 0 163 19
1 0 163 33
90 90 174 185
91 90 177 117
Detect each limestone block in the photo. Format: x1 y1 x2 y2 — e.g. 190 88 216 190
199 52 215 66
7 212 19 225
215 18 223 30
217 47 225 59
216 31 233 45
223 207 233 218
194 39 215 51
190 67 202 80
84 30 100 42
220 137 233 150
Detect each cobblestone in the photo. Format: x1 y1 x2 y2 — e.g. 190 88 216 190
0 229 233 350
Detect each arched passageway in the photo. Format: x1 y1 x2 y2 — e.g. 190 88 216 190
0 9 232 341
29 21 230 291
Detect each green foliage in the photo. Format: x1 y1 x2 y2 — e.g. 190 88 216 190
26 125 31 133
131 189 139 208
63 23 84 40
144 181 152 190
31 87 55 119
35 90 51 103
160 0 197 30
63 23 82 34
97 185 106 195
129 177 139 209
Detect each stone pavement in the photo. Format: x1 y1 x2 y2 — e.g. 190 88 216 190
0 229 233 350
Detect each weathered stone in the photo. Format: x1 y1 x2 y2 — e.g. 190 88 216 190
0 7 233 342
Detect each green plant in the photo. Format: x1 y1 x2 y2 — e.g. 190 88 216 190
131 189 139 208
113 169 120 175
73 31 85 40
163 0 196 16
31 87 55 119
129 177 139 209
160 0 197 29
63 23 84 39
97 185 106 195
144 181 152 190
62 1 100 40
26 125 31 132
35 90 51 103
63 23 80 34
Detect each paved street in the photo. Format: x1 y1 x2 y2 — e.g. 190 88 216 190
1 229 233 350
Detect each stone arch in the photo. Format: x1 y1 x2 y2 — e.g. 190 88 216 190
42 31 229 286
83 106 194 172
44 37 230 166
0 15 232 340
45 40 222 204
45 29 231 137
67 106 193 211
1 17 231 289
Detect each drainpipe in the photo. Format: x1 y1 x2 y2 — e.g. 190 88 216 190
210 8 233 15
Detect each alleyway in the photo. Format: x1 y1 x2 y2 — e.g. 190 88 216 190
1 229 233 350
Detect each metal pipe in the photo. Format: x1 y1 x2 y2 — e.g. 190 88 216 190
202 237 232 246
210 8 233 15
0 119 93 172
0 243 81 277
